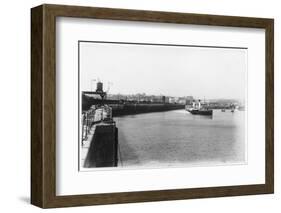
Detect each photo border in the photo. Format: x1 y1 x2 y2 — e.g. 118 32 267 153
78 40 249 172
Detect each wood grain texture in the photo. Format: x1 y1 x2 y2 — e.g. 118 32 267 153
265 20 274 193
31 4 274 208
31 5 43 207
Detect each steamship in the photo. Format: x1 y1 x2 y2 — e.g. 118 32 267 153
186 100 213 116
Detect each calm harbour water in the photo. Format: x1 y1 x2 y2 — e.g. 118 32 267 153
115 109 246 168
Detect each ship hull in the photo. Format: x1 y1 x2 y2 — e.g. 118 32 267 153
187 109 213 116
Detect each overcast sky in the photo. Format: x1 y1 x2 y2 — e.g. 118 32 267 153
80 42 247 100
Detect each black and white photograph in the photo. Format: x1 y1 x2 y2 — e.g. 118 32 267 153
79 41 247 170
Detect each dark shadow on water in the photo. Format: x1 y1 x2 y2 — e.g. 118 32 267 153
113 109 185 119
118 131 140 165
114 114 137 119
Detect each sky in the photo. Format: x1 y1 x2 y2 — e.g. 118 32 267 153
79 41 247 100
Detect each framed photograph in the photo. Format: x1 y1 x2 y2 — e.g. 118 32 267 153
31 4 274 208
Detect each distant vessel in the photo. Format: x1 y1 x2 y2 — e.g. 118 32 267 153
186 100 213 116
230 104 239 113
238 106 245 111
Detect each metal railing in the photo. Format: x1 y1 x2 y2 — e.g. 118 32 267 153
82 105 114 144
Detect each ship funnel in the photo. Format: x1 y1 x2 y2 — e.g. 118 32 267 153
192 101 196 108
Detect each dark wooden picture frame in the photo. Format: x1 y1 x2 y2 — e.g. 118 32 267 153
31 4 274 208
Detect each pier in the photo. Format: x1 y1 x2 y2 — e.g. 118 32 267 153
82 94 185 117
81 106 118 168
81 82 119 168
83 124 118 168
